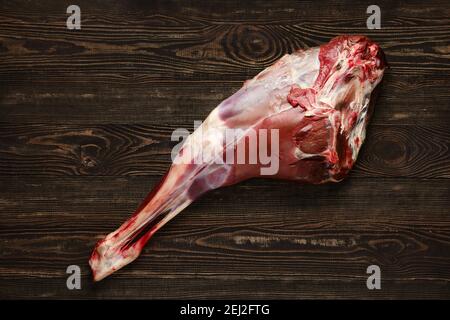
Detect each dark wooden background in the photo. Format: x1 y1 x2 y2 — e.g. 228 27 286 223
0 0 449 299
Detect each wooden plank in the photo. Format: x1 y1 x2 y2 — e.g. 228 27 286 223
1 277 449 299
0 77 449 126
0 123 449 178
0 20 447 80
0 176 449 298
1 0 449 24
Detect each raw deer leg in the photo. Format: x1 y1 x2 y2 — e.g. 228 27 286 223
89 35 386 281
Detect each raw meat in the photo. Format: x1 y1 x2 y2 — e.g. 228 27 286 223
89 35 386 281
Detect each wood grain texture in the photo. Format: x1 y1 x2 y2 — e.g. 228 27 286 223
0 0 449 299
1 78 449 126
0 123 449 178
